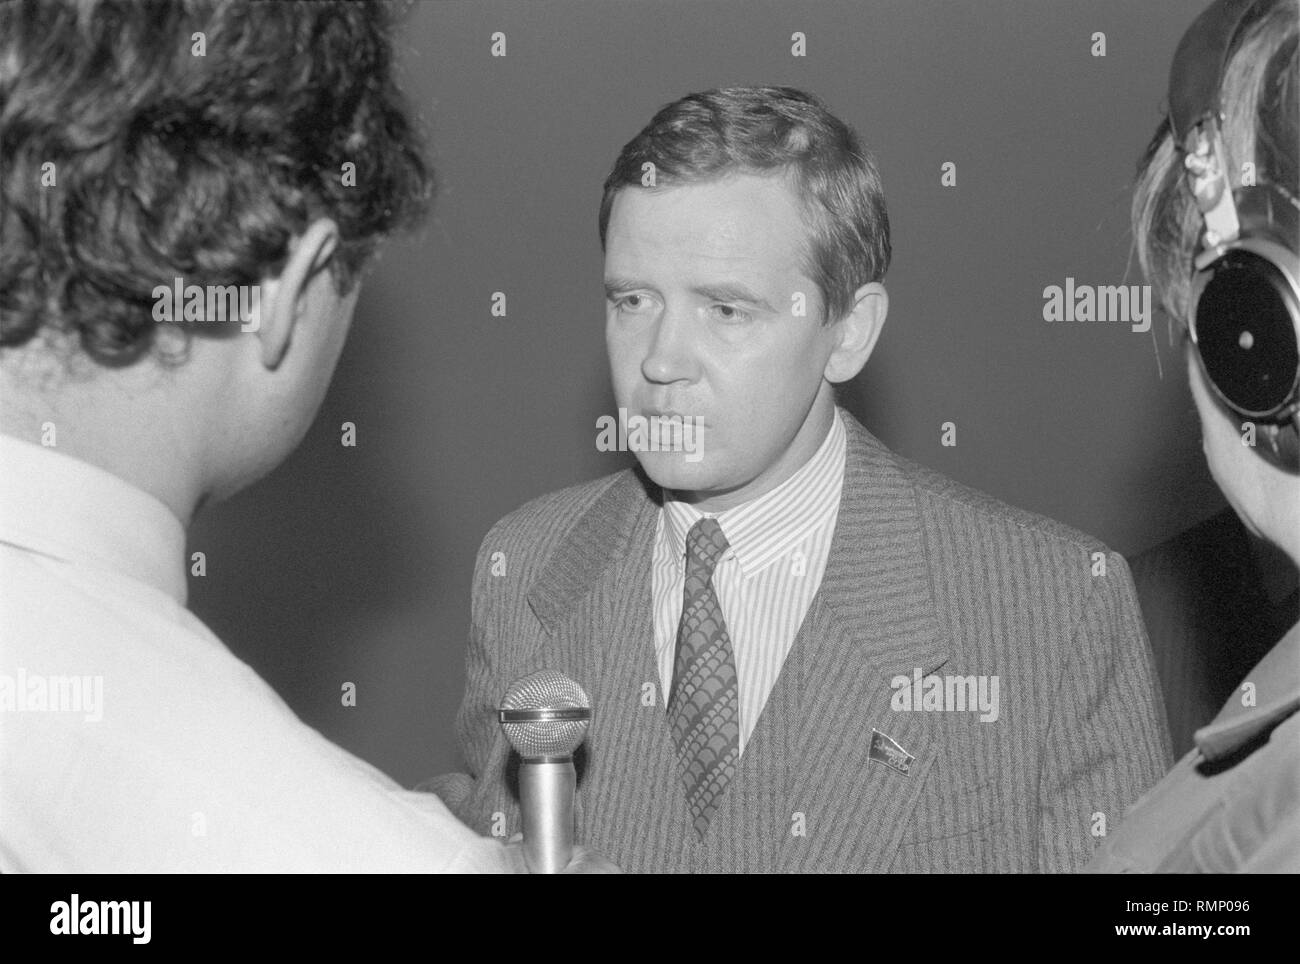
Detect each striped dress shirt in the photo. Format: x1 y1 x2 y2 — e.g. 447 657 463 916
652 409 847 750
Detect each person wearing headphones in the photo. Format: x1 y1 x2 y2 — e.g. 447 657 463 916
1087 0 1299 873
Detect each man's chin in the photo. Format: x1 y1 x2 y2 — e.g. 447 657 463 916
634 451 720 497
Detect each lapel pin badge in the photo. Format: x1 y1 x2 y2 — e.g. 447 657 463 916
869 728 915 775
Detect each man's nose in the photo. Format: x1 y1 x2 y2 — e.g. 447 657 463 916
640 304 698 385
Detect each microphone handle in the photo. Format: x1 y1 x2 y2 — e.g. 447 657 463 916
519 758 575 873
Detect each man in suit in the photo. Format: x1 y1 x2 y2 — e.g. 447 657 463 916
432 86 1171 872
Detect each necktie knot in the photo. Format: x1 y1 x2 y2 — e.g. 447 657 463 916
685 517 730 578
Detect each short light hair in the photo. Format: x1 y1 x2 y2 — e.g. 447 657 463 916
1132 0 1298 327
598 86 890 325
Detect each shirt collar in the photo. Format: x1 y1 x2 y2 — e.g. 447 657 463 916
661 408 847 579
0 432 188 605
1194 620 1300 761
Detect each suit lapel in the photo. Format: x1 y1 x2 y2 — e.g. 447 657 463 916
524 471 651 633
524 470 692 870
770 414 951 872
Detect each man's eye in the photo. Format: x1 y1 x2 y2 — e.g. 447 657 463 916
612 294 651 312
711 304 750 323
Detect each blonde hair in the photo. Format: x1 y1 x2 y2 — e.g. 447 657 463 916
1132 0 1298 326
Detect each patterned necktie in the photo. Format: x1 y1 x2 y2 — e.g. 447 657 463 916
667 517 740 838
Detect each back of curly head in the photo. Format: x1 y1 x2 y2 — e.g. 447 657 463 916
0 0 431 366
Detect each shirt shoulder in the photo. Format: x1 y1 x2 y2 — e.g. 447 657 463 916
1086 709 1300 873
0 545 497 872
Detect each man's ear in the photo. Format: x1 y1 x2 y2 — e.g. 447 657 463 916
257 218 341 370
824 281 888 383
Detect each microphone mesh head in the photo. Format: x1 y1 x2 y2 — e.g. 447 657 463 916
499 670 591 759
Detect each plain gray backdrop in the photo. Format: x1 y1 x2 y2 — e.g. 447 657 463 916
188 0 1223 786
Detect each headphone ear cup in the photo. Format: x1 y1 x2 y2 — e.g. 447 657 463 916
1192 246 1300 418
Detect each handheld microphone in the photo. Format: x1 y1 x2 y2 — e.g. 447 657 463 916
497 670 592 873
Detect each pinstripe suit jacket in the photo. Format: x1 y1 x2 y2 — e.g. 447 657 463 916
432 412 1172 872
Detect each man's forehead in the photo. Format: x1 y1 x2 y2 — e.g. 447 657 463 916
605 173 810 266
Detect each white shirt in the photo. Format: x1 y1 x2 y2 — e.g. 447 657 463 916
652 409 847 750
0 433 509 872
